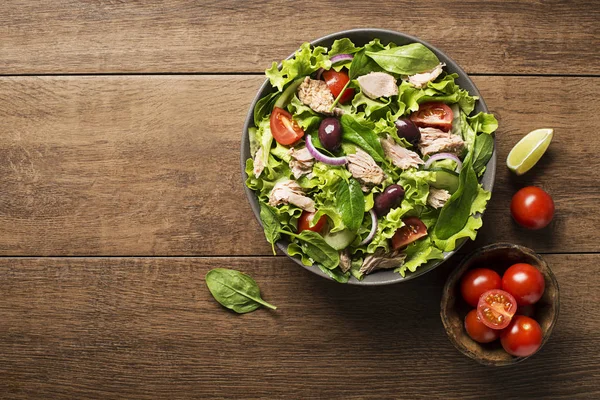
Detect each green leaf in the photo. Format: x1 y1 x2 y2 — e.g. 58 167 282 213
468 112 499 134
366 43 439 75
472 133 494 176
253 92 279 127
287 95 323 131
205 268 277 313
336 178 365 232
329 38 361 56
471 185 492 215
266 42 332 91
349 49 384 80
352 91 391 118
395 237 444 277
340 114 385 162
433 216 483 252
434 156 479 240
259 203 281 255
317 265 350 283
288 230 340 269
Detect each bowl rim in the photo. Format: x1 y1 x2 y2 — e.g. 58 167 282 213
241 28 497 285
439 242 561 366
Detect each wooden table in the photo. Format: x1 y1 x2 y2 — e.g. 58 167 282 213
1 1 599 399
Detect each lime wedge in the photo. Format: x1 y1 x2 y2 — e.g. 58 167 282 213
506 128 554 175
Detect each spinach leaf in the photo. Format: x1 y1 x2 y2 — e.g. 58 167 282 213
318 265 350 283
340 114 385 162
287 230 340 269
259 203 281 255
253 92 279 127
205 268 277 313
472 133 494 176
336 178 365 232
365 43 439 75
349 49 384 79
434 155 479 240
329 38 361 56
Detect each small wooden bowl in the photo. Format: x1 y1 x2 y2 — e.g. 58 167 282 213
440 243 560 366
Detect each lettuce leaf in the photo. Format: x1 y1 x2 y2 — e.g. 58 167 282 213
266 43 332 91
396 237 444 277
287 95 323 131
433 216 483 252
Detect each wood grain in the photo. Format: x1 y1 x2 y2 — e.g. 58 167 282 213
0 255 597 399
1 0 599 75
0 75 598 256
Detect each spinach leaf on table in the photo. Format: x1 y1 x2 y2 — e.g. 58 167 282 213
365 43 440 75
205 268 277 314
340 114 385 162
336 178 365 232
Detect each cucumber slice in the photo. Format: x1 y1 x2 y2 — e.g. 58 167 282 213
273 77 304 109
430 168 460 194
323 228 356 251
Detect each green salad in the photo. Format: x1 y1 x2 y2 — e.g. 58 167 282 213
245 38 498 283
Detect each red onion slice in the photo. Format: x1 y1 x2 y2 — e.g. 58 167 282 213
315 68 324 80
305 135 348 166
330 54 354 65
424 152 463 172
359 209 378 246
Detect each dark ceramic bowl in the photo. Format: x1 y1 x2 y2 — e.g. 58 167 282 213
241 28 497 285
440 243 560 366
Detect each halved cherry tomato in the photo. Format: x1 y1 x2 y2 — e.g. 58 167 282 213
460 268 502 308
464 309 500 343
477 289 517 330
500 315 543 357
502 263 545 306
391 217 427 250
270 107 304 145
409 102 454 132
297 211 327 233
510 186 555 230
322 70 355 104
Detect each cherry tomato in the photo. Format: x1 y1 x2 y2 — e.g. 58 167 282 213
322 70 355 104
391 217 427 250
270 107 304 145
460 268 502 308
409 102 454 132
500 315 543 357
464 309 500 343
510 186 555 229
477 289 517 330
297 211 326 233
502 263 545 306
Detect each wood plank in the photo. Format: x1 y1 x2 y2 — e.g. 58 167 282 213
0 75 598 256
0 255 597 399
1 0 598 75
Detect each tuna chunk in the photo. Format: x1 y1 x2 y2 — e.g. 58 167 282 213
357 72 398 99
253 147 265 178
428 187 451 209
360 249 407 275
407 63 446 88
418 127 465 157
381 135 424 170
339 250 352 273
346 148 385 191
268 179 315 212
288 146 314 179
297 77 343 116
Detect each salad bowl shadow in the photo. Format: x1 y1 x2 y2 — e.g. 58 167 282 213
241 28 497 285
440 243 560 366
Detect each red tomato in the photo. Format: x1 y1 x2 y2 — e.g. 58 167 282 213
464 309 500 343
510 186 555 229
502 263 545 306
460 268 502 308
322 70 355 104
409 102 454 132
270 107 304 145
477 289 517 330
391 217 427 250
500 315 543 357
297 211 326 233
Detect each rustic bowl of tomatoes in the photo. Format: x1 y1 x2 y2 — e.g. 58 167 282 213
440 243 559 366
